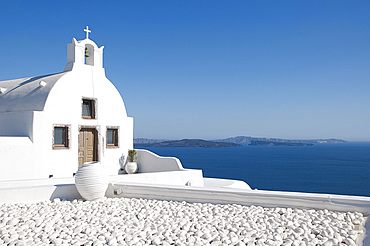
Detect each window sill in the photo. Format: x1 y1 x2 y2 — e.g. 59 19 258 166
106 145 119 149
53 146 70 150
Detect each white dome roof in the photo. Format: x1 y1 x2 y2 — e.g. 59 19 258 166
0 72 67 113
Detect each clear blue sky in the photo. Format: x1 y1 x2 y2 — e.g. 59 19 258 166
1 1 369 141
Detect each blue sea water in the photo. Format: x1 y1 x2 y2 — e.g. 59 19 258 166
135 143 370 197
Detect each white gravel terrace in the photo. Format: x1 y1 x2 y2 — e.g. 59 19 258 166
0 197 366 246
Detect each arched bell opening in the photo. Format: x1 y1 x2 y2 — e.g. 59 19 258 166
85 44 95 66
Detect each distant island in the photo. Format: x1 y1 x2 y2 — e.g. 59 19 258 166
214 136 347 145
134 136 346 148
249 141 313 146
135 139 241 148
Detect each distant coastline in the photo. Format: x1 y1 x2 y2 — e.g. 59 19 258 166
134 136 346 148
134 139 241 148
249 141 313 147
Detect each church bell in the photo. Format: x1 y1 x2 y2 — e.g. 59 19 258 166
85 47 89 57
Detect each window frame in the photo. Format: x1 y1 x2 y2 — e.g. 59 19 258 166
106 127 119 148
82 97 97 119
53 125 70 149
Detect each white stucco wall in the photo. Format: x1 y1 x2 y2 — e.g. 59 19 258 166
0 39 133 181
0 137 37 180
38 66 134 178
0 111 34 140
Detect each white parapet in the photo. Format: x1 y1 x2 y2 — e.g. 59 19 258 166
106 182 370 215
110 170 204 188
114 149 205 187
135 149 184 172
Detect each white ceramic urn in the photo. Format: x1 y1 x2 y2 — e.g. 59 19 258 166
75 162 109 201
125 162 138 174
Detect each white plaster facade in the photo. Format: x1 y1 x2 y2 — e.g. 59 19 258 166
0 29 133 181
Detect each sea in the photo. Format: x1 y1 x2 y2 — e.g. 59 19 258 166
135 142 370 197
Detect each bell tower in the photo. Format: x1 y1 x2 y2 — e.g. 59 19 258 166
64 26 105 72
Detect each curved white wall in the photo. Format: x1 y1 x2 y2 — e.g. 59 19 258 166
42 66 133 177
135 149 184 173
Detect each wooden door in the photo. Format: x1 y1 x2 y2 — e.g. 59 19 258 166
78 128 98 168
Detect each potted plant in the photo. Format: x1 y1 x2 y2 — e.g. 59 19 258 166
125 149 138 174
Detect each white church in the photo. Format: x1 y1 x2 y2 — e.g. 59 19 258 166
0 27 134 181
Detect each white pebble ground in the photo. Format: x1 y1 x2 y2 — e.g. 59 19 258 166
0 197 366 246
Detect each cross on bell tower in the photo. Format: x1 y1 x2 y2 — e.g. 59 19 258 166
64 27 105 71
84 26 91 39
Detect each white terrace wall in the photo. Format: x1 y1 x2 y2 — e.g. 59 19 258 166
135 149 184 172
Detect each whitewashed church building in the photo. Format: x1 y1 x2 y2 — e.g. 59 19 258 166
0 27 133 181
